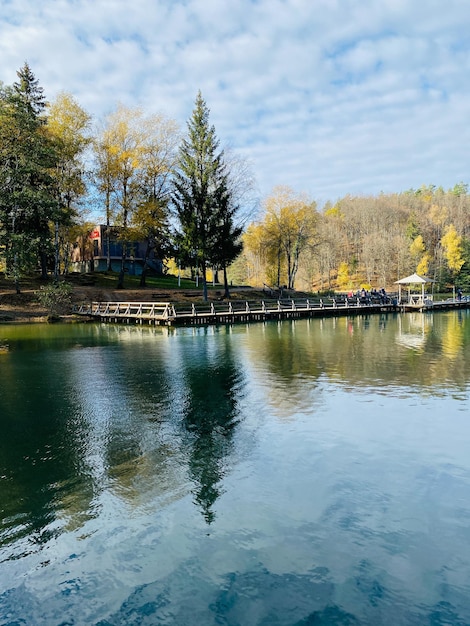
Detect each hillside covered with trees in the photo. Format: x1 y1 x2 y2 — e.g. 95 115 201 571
1 63 470 298
242 183 470 293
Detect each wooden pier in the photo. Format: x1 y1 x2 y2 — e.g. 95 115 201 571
399 296 470 312
73 297 397 327
72 294 470 327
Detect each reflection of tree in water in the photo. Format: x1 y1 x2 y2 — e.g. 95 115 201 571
254 313 470 393
180 337 244 523
0 354 94 553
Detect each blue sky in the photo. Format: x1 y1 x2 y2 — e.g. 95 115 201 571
1 0 469 208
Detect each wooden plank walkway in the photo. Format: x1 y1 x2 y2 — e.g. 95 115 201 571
399 297 470 312
72 297 397 327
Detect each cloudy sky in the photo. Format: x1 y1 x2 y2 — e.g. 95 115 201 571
1 0 469 208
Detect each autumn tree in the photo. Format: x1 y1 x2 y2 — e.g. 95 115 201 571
261 186 317 290
93 106 180 288
337 261 351 291
131 113 180 286
409 235 430 275
93 124 117 271
313 205 346 291
47 91 91 277
441 223 464 289
242 222 267 287
96 106 146 287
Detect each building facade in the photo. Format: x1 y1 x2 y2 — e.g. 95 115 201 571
70 225 162 275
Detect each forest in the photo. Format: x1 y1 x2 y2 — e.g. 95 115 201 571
1 63 470 297
241 182 470 293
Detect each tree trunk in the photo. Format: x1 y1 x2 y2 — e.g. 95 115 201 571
139 265 148 287
117 198 128 289
106 226 112 272
286 251 292 289
117 245 126 289
201 258 208 301
54 220 59 279
223 263 230 298
290 253 300 290
40 249 48 280
139 239 152 287
13 250 20 294
117 236 127 289
106 186 112 271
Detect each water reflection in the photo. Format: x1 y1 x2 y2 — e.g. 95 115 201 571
0 350 93 555
396 312 430 351
241 311 470 398
0 324 247 555
177 332 245 523
1 312 470 624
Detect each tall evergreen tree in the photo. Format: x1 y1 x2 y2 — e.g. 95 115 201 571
172 91 229 301
210 178 244 297
0 63 58 289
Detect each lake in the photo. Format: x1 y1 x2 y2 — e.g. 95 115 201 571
1 311 470 625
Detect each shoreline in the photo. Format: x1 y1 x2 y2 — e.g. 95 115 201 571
0 283 262 324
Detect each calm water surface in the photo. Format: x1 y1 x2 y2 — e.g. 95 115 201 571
1 311 470 625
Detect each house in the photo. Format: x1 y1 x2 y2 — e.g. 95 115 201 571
70 225 162 275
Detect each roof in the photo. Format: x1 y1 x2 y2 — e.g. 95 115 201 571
395 273 435 284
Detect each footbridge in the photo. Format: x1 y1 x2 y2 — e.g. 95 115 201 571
73 297 398 327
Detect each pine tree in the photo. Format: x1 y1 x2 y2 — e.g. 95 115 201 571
172 92 228 301
13 62 47 118
209 178 243 297
0 63 58 289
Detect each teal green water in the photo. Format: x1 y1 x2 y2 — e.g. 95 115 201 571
1 311 470 625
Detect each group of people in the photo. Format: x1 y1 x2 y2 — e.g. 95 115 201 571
347 287 389 304
347 286 466 303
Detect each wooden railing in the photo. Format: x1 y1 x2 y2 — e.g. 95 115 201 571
73 296 396 326
73 301 175 320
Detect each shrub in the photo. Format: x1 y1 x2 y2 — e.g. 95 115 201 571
36 281 73 317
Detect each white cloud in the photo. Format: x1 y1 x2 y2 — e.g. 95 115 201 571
1 0 469 206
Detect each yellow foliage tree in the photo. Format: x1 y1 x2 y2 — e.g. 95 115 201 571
410 235 425 257
95 105 179 288
95 105 146 287
47 92 91 276
242 223 268 287
410 235 430 275
324 205 343 219
441 223 464 274
416 253 431 276
262 186 317 289
337 261 350 290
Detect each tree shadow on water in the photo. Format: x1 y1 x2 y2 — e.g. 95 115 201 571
180 339 245 523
